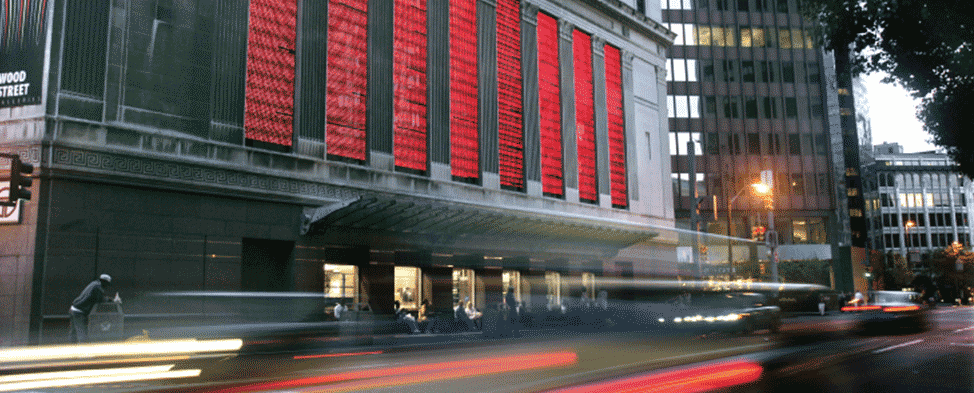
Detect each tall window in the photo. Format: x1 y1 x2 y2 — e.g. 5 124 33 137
537 12 563 197
574 29 597 203
394 266 421 310
497 0 525 190
244 0 297 146
450 0 479 180
393 0 428 171
324 264 359 305
605 44 628 208
327 0 369 160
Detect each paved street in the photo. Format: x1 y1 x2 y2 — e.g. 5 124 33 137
28 306 968 393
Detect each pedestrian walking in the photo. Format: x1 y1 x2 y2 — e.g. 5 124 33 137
69 274 114 343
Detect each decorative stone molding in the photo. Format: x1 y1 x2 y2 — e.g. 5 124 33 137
592 36 606 56
622 50 635 69
521 1 539 23
51 147 361 203
558 20 574 40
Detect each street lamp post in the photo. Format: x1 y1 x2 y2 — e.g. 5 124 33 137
905 220 916 269
727 183 771 278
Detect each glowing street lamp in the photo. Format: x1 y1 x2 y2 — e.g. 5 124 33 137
905 220 916 268
727 182 771 277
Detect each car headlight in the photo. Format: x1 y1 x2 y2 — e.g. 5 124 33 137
674 317 682 323
658 318 666 323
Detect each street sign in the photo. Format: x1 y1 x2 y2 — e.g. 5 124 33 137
0 183 21 224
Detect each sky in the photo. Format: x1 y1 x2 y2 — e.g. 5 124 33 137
861 72 939 153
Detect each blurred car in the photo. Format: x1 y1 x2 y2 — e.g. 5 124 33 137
653 292 782 335
842 290 930 332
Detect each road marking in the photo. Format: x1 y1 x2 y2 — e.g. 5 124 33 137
872 339 924 354
949 343 974 347
954 326 974 333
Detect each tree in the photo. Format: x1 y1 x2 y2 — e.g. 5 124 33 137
801 1 974 177
930 242 974 302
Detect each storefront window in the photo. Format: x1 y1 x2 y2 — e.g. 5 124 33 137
582 272 596 300
323 264 358 309
453 268 475 307
395 266 422 311
503 270 521 304
545 271 561 310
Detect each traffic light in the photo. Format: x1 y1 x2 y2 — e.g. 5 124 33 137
9 155 33 202
752 225 766 241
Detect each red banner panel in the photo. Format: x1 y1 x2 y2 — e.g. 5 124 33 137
450 0 479 180
0 0 48 108
537 12 563 197
244 0 297 146
497 0 524 190
394 0 428 171
604 44 628 208
573 29 596 203
327 0 368 161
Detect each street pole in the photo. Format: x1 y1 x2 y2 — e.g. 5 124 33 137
769 208 778 283
689 141 701 278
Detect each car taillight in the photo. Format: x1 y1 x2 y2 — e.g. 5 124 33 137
883 305 921 312
841 305 882 312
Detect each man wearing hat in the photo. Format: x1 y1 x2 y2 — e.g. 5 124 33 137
69 274 114 343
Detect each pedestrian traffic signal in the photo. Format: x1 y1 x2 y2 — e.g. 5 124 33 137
9 155 33 202
752 226 766 241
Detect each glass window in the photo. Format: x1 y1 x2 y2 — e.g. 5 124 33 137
745 98 759 118
721 60 738 82
762 97 778 118
723 96 741 118
791 174 804 194
395 266 421 310
785 97 798 117
788 134 800 155
686 59 698 81
814 134 827 155
742 60 755 82
503 270 521 304
696 25 712 46
689 96 701 118
793 219 808 243
767 133 781 155
453 268 475 307
740 27 753 47
782 62 795 83
324 264 360 306
747 133 761 154
760 61 776 83
675 95 690 117
778 29 791 48
807 62 820 83
751 28 767 47
705 96 717 116
545 271 562 310
582 272 596 301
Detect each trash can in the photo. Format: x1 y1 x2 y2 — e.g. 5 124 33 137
88 302 124 342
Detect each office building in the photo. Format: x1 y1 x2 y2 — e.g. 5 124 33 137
0 0 675 345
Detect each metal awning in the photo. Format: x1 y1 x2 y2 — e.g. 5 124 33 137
301 195 659 254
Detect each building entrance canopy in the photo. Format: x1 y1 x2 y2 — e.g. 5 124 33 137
301 195 659 259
